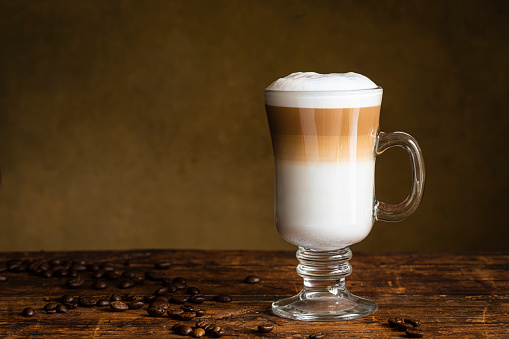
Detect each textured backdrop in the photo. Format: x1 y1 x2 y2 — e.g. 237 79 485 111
1 1 508 251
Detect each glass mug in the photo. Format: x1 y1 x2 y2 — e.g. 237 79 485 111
265 84 425 321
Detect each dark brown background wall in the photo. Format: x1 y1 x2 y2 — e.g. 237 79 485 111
1 1 508 252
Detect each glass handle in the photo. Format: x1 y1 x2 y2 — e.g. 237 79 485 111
375 131 425 222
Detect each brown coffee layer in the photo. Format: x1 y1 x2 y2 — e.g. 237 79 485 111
266 105 380 162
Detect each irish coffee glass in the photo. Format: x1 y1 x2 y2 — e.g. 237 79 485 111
265 87 425 321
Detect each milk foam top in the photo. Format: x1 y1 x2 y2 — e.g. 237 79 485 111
265 72 382 108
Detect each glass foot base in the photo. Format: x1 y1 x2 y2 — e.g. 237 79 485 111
272 290 377 321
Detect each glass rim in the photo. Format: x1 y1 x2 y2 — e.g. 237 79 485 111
264 86 383 94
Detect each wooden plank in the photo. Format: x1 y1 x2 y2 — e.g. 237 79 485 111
0 250 508 338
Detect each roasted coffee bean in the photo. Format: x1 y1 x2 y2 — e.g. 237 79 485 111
388 318 404 328
64 302 79 309
245 275 260 284
128 301 145 310
147 307 166 317
186 286 200 295
56 304 67 313
0 263 7 272
211 327 225 338
257 324 274 333
406 328 425 338
97 299 110 307
122 293 136 302
309 333 326 339
23 307 36 317
144 294 157 303
110 294 122 301
119 280 135 289
92 281 108 290
100 262 115 271
195 309 206 317
170 295 189 304
53 268 68 277
196 320 209 328
78 296 97 307
154 262 171 269
61 295 75 304
404 318 422 327
172 281 186 290
155 287 168 296
104 271 119 280
41 270 54 278
175 324 193 336
132 275 145 285
93 270 106 279
193 328 206 338
172 323 182 331
121 271 135 279
0 276 7 282
189 294 205 304
173 277 187 285
165 283 178 293
180 305 195 312
179 311 196 321
110 301 129 312
214 294 232 303
68 269 79 278
396 322 414 331
154 296 169 302
150 300 170 310
72 260 87 266
168 308 184 318
71 263 87 272
44 303 60 313
66 278 85 289
145 270 167 281
87 263 100 272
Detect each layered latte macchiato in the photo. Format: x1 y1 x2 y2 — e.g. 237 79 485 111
265 72 382 250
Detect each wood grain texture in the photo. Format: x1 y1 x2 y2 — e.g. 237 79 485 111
0 250 508 338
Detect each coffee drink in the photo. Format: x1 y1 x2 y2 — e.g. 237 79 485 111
265 72 382 250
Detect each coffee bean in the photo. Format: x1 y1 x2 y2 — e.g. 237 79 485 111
61 295 75 304
64 302 79 309
180 305 195 312
132 275 145 285
72 260 87 266
0 276 7 282
66 278 85 289
93 269 106 279
189 294 205 304
121 271 135 279
110 294 122 301
173 281 186 290
406 328 425 338
41 270 54 278
110 301 129 312
71 263 87 272
404 318 422 327
186 286 200 295
56 304 67 313
175 324 193 336
245 275 260 284
165 283 178 293
155 287 168 296
388 318 404 328
193 328 206 338
214 294 232 303
309 333 326 339
168 308 184 318
119 280 135 289
154 262 171 270
44 303 60 313
53 268 68 277
179 311 196 321
78 296 97 307
97 299 110 307
92 280 108 290
145 270 167 281
154 296 169 302
87 263 100 272
170 295 189 304
144 294 157 303
122 293 137 302
172 323 182 331
173 277 187 284
204 323 217 333
0 263 7 272
211 327 225 338
257 324 274 333
147 307 166 317
68 269 79 278
104 271 119 280
195 309 206 317
396 322 414 331
128 301 144 310
23 307 36 317
100 262 115 271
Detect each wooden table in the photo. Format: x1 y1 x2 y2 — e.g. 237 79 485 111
0 250 508 338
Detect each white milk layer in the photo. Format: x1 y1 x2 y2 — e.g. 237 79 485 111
265 72 382 108
275 160 375 250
